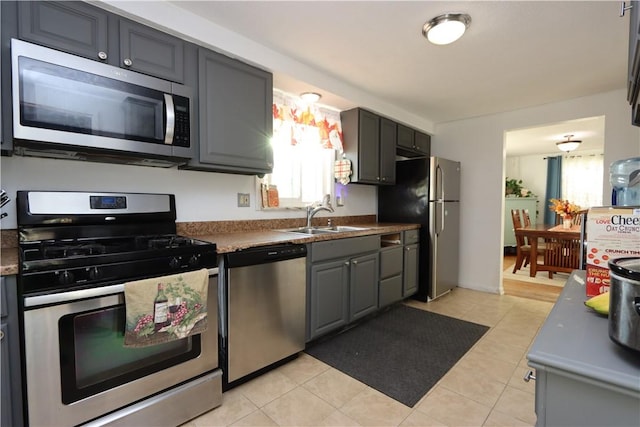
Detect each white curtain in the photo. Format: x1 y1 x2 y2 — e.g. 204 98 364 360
562 154 603 209
264 90 342 208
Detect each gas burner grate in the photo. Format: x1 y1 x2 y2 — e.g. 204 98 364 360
43 243 107 259
137 235 197 250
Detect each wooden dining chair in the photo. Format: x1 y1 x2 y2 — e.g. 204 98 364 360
522 209 532 228
543 236 582 278
511 210 532 273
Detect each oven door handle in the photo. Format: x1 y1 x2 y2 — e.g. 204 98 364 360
24 283 125 308
24 268 219 308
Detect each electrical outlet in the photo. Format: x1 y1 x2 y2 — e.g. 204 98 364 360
237 193 250 207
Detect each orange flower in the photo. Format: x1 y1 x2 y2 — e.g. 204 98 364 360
549 198 581 218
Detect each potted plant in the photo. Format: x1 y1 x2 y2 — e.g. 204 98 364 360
505 178 523 197
505 178 534 198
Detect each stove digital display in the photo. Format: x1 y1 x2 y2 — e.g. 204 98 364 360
90 196 127 210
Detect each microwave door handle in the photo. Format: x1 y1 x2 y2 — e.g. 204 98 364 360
164 94 175 144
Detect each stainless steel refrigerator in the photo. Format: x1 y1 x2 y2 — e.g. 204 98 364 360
378 156 460 301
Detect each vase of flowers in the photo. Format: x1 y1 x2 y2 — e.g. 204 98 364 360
549 198 581 228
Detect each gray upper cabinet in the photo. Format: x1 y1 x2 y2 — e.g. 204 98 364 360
379 117 397 184
18 1 109 61
17 1 185 83
181 48 273 175
341 108 395 185
119 19 184 83
397 123 430 156
0 0 13 153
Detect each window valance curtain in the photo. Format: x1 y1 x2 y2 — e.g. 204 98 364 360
272 90 343 152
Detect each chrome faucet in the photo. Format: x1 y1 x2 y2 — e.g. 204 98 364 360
306 195 334 228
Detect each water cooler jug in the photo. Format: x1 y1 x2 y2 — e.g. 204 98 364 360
610 157 640 206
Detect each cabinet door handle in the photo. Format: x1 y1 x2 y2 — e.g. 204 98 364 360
352 260 358 265
523 370 536 382
406 247 411 251
98 51 107 60
344 261 350 266
0 330 4 340
123 58 133 67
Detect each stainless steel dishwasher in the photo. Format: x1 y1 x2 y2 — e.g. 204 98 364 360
220 243 307 389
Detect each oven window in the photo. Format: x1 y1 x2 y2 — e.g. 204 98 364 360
59 304 201 404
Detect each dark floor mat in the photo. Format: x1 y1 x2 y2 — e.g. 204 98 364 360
304 304 489 407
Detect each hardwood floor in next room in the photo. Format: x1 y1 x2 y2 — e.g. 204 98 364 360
502 254 562 303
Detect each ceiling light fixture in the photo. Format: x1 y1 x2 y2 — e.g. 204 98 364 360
422 13 471 45
300 92 321 103
556 134 582 152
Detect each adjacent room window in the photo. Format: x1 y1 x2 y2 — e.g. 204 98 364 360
562 154 603 208
260 91 343 209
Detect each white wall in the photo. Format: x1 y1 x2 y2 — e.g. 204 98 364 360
0 156 377 230
433 89 640 295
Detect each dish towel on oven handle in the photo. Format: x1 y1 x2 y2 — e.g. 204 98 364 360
124 268 209 348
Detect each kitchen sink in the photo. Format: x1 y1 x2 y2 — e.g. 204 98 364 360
278 226 371 235
279 227 336 235
323 226 370 232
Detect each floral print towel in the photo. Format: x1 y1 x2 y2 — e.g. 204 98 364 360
124 268 209 348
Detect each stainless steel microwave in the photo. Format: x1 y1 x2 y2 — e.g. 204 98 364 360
11 39 193 167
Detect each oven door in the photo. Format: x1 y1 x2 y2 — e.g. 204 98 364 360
22 272 218 427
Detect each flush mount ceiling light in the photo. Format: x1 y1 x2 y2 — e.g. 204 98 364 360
300 92 321 103
422 13 471 45
556 134 582 152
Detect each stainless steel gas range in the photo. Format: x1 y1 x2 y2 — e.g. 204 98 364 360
16 191 222 427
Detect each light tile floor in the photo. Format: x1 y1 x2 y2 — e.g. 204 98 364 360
183 288 553 426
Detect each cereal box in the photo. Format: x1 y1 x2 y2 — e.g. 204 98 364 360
585 206 640 296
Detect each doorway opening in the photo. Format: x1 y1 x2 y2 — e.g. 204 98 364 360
500 116 605 298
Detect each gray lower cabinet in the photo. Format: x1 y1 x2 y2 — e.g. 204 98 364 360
309 259 350 339
307 235 380 341
527 271 640 427
403 243 419 296
403 229 420 297
181 48 273 175
1 276 23 427
379 245 403 307
16 1 185 83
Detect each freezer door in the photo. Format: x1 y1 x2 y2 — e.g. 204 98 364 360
429 200 460 299
430 157 461 201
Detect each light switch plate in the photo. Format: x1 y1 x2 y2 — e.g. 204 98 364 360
237 193 250 207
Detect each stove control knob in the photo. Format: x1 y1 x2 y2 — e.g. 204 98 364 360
88 267 102 281
58 270 74 286
188 255 200 267
169 257 180 269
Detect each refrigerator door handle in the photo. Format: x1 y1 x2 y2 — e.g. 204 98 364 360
440 201 446 234
436 164 444 200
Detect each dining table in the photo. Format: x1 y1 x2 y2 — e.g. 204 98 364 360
515 223 582 277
